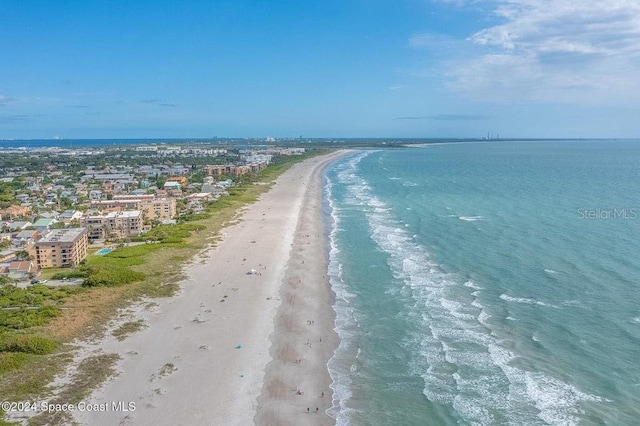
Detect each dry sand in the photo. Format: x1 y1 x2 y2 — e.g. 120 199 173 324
64 151 345 426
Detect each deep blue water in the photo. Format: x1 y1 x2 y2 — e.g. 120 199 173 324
325 140 640 425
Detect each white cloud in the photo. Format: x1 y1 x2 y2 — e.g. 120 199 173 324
389 84 410 90
423 0 640 103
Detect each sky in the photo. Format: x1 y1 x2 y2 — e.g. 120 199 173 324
1 0 640 139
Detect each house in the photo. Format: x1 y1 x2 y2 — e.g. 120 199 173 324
35 228 88 268
33 218 58 232
187 193 214 202
8 261 35 280
201 184 227 196
38 211 60 220
166 176 188 187
6 221 32 231
0 205 31 220
163 181 181 190
14 230 41 245
0 249 18 263
59 210 83 224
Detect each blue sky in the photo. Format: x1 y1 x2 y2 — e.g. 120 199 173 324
1 0 640 139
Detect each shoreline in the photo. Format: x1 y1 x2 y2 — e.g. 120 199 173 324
43 151 347 425
254 151 346 425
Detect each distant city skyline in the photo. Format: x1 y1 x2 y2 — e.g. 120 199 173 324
1 0 640 139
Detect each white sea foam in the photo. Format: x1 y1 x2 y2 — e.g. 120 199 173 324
562 300 583 308
459 215 483 221
544 269 559 274
325 169 364 426
464 280 484 290
500 294 559 308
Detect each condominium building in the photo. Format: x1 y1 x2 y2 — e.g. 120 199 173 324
89 197 176 221
204 162 267 176
82 210 143 241
140 198 176 221
204 164 250 176
35 228 88 268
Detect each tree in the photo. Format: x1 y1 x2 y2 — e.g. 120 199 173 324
15 250 33 261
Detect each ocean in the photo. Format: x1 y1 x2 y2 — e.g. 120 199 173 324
324 140 640 425
0 138 218 148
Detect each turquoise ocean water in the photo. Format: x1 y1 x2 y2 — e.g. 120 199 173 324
324 140 640 425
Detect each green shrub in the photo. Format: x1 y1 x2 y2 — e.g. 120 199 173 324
0 306 62 330
0 352 30 375
0 285 83 308
51 267 90 280
0 335 59 355
82 265 144 287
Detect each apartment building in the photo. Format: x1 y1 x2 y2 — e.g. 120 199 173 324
90 196 176 221
204 164 250 176
140 198 176 221
35 228 88 268
82 210 143 241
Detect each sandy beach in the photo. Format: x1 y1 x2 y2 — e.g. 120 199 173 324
63 151 345 426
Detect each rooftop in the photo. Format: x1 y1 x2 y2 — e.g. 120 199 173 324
38 228 87 244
